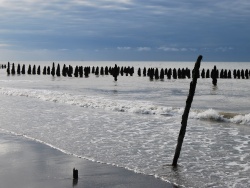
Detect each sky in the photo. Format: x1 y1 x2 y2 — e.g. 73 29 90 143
0 0 250 61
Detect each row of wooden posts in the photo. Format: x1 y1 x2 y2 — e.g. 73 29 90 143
5 62 250 80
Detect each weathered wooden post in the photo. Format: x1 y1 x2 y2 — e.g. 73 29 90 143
17 64 21 74
21 64 25 74
51 62 55 76
74 66 79 77
43 66 46 75
172 55 202 167
155 68 159 79
160 68 164 79
56 64 60 77
7 62 10 75
73 168 78 179
32 65 36 75
113 64 119 81
37 65 41 75
11 63 15 75
28 65 32 75
211 66 217 86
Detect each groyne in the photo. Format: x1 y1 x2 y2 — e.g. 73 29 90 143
4 62 250 80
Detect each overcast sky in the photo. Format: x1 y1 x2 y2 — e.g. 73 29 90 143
0 0 249 61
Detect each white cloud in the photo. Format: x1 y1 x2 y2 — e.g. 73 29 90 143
158 47 179 52
215 47 234 52
0 43 11 48
117 47 131 50
137 47 151 51
158 46 199 52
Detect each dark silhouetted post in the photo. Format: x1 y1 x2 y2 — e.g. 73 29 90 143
120 67 124 76
245 69 249 79
211 66 217 86
206 69 210 78
186 68 190 79
201 69 205 78
7 62 10 75
104 66 109 75
95 66 99 75
17 64 21 74
172 55 202 167
228 70 232 79
21 64 25 74
113 64 119 81
160 68 164 79
181 68 186 79
143 67 146 76
51 62 55 76
236 69 240 79
43 66 46 75
74 66 79 77
167 68 172 79
84 67 89 77
68 65 73 77
37 65 41 75
11 63 15 75
173 68 177 79
100 67 104 75
28 65 32 75
73 168 78 179
233 69 236 79
47 66 51 75
32 65 36 75
79 66 83 77
56 64 60 77
155 68 159 79
241 69 245 79
224 69 228 78
177 68 182 79
149 68 154 80
138 68 141 76
62 64 66 77
130 67 134 76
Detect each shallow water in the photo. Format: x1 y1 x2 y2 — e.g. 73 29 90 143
0 61 249 187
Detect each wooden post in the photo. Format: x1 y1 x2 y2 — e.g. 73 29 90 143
172 55 202 167
211 66 217 86
73 168 78 179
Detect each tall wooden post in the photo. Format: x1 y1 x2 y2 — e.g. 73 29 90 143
172 55 202 167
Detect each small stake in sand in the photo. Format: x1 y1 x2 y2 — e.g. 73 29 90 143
172 55 202 167
73 168 78 179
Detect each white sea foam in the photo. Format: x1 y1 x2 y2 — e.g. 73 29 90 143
190 109 225 121
1 87 250 126
230 113 250 124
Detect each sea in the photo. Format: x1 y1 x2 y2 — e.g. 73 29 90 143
0 61 249 188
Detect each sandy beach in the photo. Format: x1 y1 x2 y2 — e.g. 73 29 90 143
0 132 176 188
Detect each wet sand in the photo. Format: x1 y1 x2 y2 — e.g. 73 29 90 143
0 132 176 188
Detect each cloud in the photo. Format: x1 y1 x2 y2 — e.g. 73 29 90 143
0 43 11 48
215 47 234 52
158 47 180 52
158 47 199 52
0 0 249 61
137 47 151 51
117 47 131 50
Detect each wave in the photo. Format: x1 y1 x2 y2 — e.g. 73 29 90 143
0 87 181 115
190 109 250 125
1 87 250 125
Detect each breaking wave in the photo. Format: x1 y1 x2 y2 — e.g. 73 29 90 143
1 87 249 125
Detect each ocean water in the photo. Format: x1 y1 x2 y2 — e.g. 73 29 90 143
0 61 249 187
